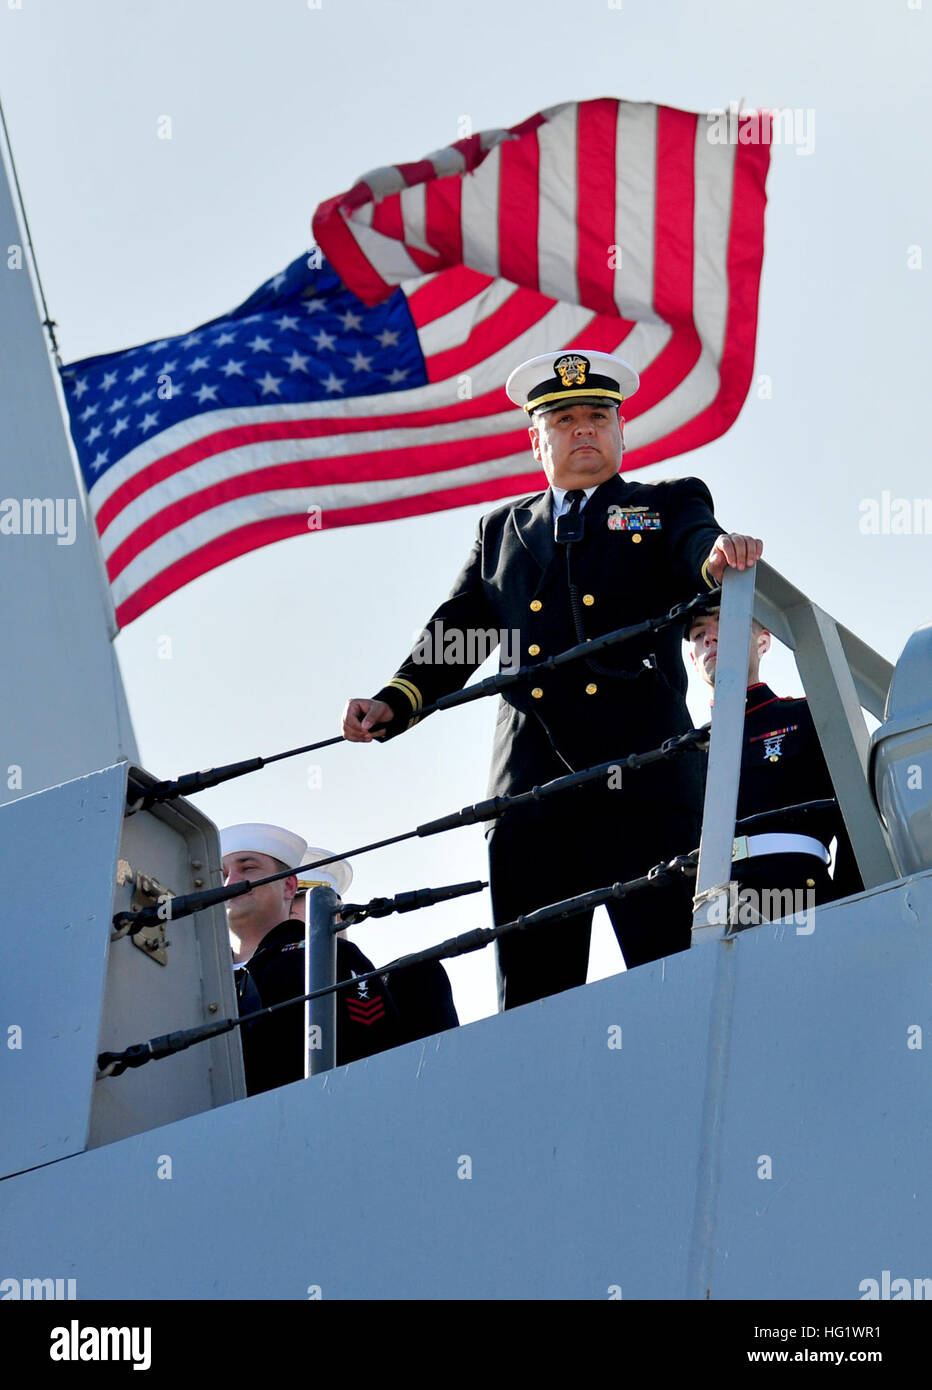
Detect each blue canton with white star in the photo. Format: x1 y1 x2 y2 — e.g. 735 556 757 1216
60 254 427 488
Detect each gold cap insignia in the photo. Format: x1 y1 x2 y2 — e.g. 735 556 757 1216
553 354 589 388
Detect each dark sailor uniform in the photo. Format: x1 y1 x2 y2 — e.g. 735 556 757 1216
235 922 458 1095
373 470 723 1008
726 683 864 915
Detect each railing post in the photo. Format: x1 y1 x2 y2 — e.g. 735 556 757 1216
691 565 757 942
784 603 897 889
305 885 338 1076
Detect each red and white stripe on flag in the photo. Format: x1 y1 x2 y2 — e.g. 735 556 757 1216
313 98 770 470
86 97 768 628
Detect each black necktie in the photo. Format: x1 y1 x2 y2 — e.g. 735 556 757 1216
556 489 586 544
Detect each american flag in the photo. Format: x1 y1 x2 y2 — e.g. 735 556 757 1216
62 97 770 630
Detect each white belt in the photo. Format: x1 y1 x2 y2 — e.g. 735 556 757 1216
732 833 830 865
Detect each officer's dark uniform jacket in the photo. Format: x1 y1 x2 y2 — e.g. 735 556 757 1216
374 471 722 810
369 471 726 1006
235 923 458 1096
729 683 864 902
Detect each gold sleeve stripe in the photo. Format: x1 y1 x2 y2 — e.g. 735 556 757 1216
701 557 716 590
387 677 423 713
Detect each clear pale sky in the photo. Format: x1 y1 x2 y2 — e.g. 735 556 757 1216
2 0 929 1021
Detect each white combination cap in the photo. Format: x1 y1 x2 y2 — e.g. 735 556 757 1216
296 848 353 899
505 349 640 414
220 822 307 870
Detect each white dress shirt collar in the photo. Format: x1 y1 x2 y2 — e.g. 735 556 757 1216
550 483 599 516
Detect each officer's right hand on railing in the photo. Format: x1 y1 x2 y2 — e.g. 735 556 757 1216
342 698 394 742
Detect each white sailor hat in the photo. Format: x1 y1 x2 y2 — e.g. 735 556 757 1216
220 822 307 870
295 848 353 899
505 350 640 415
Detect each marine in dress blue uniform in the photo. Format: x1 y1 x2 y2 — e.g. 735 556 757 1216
686 613 863 914
343 351 762 1009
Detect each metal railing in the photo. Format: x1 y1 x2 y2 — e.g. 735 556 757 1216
691 562 896 940
100 560 903 1085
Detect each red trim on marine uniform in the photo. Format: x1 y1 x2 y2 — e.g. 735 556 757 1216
746 682 781 717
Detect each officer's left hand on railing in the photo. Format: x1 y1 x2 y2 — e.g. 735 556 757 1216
705 533 764 583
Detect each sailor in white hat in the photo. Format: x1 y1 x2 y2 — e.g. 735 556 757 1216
288 847 353 937
294 847 353 899
342 348 763 1011
221 822 308 966
220 822 406 1095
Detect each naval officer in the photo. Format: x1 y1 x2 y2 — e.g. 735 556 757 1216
343 350 763 1008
